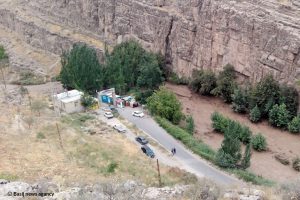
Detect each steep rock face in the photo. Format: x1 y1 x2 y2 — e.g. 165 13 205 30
1 0 300 83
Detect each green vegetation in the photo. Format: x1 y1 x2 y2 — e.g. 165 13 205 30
0 172 18 181
211 112 252 144
60 43 104 94
228 169 275 186
36 132 46 139
211 64 236 103
15 71 45 85
288 116 300 134
268 104 291 129
0 45 8 60
231 87 248 113
147 87 183 124
189 70 216 95
105 161 118 174
249 105 261 123
185 115 195 135
168 72 189 85
251 133 267 152
241 144 251 169
81 94 98 109
155 116 216 161
215 121 242 168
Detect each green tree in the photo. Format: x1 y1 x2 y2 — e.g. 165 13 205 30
215 121 242 168
198 70 216 95
60 43 104 94
249 75 280 117
189 70 204 93
249 105 261 123
147 87 183 124
279 85 299 117
241 143 252 169
288 116 300 134
186 115 195 134
268 104 290 128
252 133 267 152
137 53 164 89
239 126 252 145
231 87 248 113
211 112 229 133
211 64 236 103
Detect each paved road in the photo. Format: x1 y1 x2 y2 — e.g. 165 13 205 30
118 107 242 186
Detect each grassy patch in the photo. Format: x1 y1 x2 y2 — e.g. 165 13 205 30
0 172 18 181
13 71 45 85
61 113 95 130
228 169 275 186
36 132 46 139
155 116 216 162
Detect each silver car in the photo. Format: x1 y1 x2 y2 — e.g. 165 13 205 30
132 111 144 118
104 112 114 119
113 125 126 133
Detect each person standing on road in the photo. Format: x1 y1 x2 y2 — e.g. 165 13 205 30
171 148 175 156
173 147 176 155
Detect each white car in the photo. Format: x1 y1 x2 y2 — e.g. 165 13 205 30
113 125 126 133
104 112 114 119
132 111 144 118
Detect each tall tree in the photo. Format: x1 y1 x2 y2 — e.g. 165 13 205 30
60 43 104 94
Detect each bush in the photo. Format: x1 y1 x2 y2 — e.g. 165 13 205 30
211 112 229 133
147 87 183 124
239 126 252 144
252 133 267 152
268 104 290 128
279 85 299 117
168 72 189 85
288 116 300 134
249 75 280 117
155 116 216 161
134 89 154 105
228 169 274 186
81 94 98 109
292 157 300 171
231 87 248 113
249 105 261 123
211 64 236 103
106 161 118 173
215 121 242 168
36 132 46 139
185 115 195 135
241 144 251 169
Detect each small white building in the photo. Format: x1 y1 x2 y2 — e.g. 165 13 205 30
53 90 84 114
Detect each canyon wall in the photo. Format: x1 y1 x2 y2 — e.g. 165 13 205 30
0 0 300 83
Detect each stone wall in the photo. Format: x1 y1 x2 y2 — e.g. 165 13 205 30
1 0 300 84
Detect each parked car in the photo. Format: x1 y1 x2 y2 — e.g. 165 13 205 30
141 145 155 158
132 111 144 118
104 112 114 119
135 136 148 145
113 125 126 133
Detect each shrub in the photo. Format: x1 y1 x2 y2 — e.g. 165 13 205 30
81 94 98 109
106 161 118 173
134 89 154 105
288 116 300 134
147 87 183 124
292 157 300 171
231 87 248 113
36 132 46 139
268 104 290 128
239 126 252 144
211 112 229 133
252 133 267 152
249 105 261 123
211 64 236 103
185 115 195 135
198 70 217 95
279 85 299 117
249 75 280 117
241 144 251 169
168 72 189 85
215 121 242 168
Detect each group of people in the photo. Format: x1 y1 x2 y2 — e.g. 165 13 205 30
171 147 176 156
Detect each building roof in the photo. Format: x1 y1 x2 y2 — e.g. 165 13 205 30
54 90 83 103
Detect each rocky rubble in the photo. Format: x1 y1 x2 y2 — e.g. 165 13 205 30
0 179 187 200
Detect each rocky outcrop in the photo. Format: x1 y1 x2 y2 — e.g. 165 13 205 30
0 0 300 84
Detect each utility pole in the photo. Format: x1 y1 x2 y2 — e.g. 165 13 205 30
156 159 162 187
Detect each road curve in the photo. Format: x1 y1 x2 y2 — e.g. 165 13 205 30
118 107 242 186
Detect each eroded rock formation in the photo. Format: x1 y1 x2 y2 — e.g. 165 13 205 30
0 0 299 84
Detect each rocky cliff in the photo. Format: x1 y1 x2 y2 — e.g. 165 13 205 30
0 0 300 84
